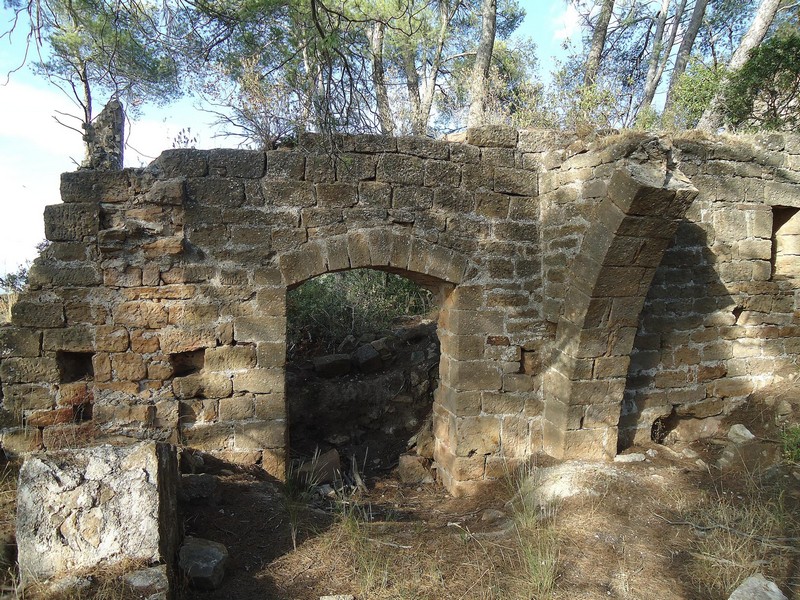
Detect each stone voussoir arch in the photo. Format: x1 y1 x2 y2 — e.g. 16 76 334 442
543 160 699 460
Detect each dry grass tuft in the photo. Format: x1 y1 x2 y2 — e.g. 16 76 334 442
682 479 799 598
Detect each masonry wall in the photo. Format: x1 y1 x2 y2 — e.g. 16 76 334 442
620 134 800 446
1 127 799 495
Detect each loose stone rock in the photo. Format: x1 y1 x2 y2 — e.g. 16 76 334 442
179 536 229 590
728 573 787 600
613 453 646 463
352 344 383 373
398 454 433 484
313 354 352 377
728 424 756 444
123 564 170 598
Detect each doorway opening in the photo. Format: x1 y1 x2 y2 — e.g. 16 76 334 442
285 269 439 482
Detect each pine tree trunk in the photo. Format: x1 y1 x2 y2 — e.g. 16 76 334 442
370 21 393 135
697 0 782 130
584 0 615 86
467 0 497 128
664 0 710 114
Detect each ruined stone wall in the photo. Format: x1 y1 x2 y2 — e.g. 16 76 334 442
1 127 799 496
621 134 800 446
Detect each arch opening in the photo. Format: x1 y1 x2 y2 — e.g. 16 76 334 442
285 268 444 481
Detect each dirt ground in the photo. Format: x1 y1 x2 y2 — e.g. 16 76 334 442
2 383 798 600
179 391 800 600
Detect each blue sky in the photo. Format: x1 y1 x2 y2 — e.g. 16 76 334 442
0 1 580 277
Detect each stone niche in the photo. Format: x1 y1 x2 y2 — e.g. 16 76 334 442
16 442 179 586
0 127 799 496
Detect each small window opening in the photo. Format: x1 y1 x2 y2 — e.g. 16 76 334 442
651 407 680 444
57 351 94 383
771 206 800 279
170 350 205 377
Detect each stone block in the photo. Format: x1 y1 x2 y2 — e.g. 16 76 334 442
0 328 41 358
279 241 326 285
424 160 461 187
234 316 287 343
1 427 43 457
448 360 502 392
159 326 216 354
113 301 168 329
0 357 59 384
12 301 64 328
494 167 536 196
111 353 147 381
145 177 187 205
263 181 315 207
397 136 449 159
234 421 285 449
60 170 131 203
219 396 255 421
42 326 95 353
393 186 433 210
316 183 358 208
186 178 245 208
16 442 179 584
205 346 257 372
256 341 286 368
148 149 208 177
465 126 517 148
232 369 283 394
44 204 99 241
455 416 501 456
208 149 265 178
254 394 285 420
181 423 233 450
376 154 423 186
173 373 233 399
336 154 377 182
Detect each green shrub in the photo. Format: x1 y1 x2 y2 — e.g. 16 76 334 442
287 269 433 357
781 425 800 464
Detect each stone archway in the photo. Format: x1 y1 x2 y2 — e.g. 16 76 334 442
543 163 698 460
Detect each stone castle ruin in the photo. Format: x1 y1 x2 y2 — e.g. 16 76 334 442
2 126 799 499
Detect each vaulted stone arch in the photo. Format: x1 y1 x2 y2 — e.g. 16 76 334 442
543 163 698 459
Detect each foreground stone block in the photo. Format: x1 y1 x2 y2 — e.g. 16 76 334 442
17 442 179 585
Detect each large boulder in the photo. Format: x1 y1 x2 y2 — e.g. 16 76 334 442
16 442 179 586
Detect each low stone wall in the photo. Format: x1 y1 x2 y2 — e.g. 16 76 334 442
0 127 798 495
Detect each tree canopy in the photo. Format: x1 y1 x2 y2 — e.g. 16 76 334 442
3 0 797 151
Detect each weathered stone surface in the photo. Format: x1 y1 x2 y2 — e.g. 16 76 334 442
16 442 179 584
123 564 170 598
398 454 433 484
352 344 383 373
3 131 800 499
728 574 787 600
179 536 228 590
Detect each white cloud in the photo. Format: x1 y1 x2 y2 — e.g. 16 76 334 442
0 80 223 274
553 3 582 42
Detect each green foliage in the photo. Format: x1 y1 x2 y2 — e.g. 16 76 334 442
722 30 800 131
16 0 181 122
667 59 725 129
0 264 28 294
287 269 433 357
781 425 800 464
